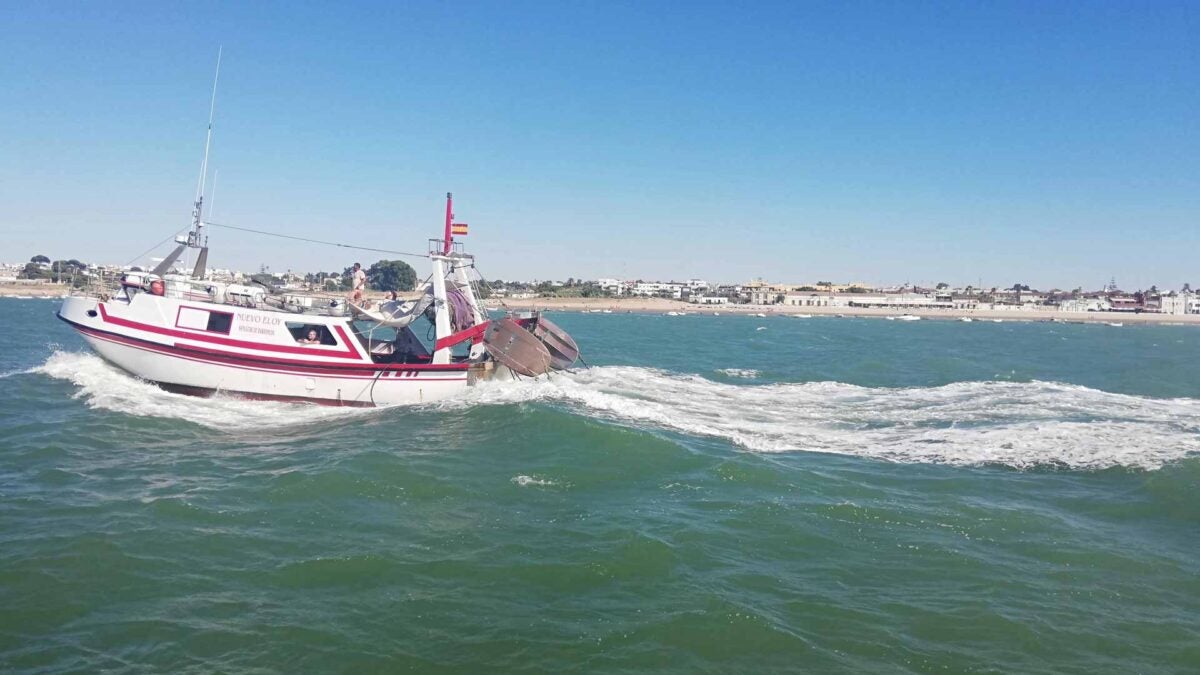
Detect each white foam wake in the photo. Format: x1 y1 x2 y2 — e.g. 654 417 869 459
716 368 760 379
451 366 1200 471
35 351 369 431
34 352 1200 469
0 367 38 380
511 475 559 487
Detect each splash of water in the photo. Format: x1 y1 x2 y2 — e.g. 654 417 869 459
36 352 1199 470
35 351 373 431
0 367 38 380
511 475 559 487
716 368 760 379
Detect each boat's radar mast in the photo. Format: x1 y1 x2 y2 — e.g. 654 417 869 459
443 192 455 256
190 46 222 249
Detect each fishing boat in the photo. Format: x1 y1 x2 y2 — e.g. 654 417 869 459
56 60 579 407
57 194 580 407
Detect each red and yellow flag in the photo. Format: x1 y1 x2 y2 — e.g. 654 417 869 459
451 222 469 236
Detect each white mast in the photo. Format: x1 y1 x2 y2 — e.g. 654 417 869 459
189 46 222 248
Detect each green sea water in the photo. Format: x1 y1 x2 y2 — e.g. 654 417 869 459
1 297 1198 672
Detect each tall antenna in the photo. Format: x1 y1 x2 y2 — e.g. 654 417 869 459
208 169 219 227
190 46 222 246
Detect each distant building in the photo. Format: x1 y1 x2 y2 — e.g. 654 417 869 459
595 278 624 295
744 280 800 304
846 293 953 309
1059 297 1109 312
1158 292 1199 315
1107 295 1141 312
782 293 845 308
630 281 686 299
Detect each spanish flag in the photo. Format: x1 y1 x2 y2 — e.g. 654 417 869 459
451 222 469 236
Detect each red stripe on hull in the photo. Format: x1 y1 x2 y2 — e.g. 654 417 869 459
66 319 469 381
155 382 377 407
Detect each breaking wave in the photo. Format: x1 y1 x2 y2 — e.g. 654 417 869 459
452 366 1200 471
35 351 372 431
511 475 560 487
716 368 760 379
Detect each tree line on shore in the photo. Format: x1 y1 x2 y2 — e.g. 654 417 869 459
17 254 421 294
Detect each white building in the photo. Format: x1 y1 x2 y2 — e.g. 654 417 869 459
596 278 624 295
993 290 1047 306
630 282 686 299
781 293 848 308
847 293 953 309
1158 292 1199 315
689 295 728 305
1059 298 1110 312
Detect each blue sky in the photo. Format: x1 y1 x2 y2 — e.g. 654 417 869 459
1 1 1196 289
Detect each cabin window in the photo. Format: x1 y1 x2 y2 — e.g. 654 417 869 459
285 322 338 346
348 319 432 363
206 311 233 334
175 307 233 334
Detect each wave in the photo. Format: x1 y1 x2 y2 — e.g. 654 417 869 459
451 366 1200 471
34 351 372 431
511 475 560 487
34 353 1200 470
0 367 38 380
716 368 760 379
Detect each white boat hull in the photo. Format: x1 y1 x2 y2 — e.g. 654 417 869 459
59 295 472 407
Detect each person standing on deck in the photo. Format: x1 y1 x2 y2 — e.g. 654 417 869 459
349 262 367 304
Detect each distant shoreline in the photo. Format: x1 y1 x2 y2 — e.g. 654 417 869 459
0 283 68 298
488 296 1200 325
7 285 1194 325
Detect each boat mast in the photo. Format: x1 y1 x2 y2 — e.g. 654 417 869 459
443 192 454 255
190 46 222 248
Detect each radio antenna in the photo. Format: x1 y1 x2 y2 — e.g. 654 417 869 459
190 46 222 246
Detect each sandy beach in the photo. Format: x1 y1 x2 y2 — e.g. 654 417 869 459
489 296 1200 325
0 283 69 298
